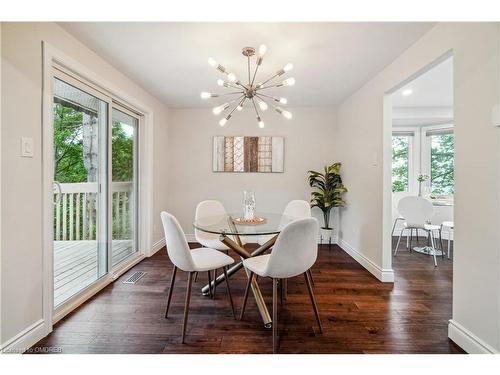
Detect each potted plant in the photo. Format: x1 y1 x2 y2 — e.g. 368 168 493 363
417 174 430 197
308 163 347 245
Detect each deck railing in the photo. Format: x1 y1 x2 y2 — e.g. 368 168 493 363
54 182 133 241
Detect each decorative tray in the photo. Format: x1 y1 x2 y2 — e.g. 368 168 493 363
233 216 267 225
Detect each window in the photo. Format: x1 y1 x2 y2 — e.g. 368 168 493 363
392 134 412 192
427 129 455 196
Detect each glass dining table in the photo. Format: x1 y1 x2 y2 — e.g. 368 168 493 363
193 212 294 328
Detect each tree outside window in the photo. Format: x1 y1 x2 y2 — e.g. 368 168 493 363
430 133 454 196
392 136 409 192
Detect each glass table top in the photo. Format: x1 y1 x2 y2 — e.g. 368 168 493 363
193 212 294 236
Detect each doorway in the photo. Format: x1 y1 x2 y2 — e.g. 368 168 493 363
385 54 454 274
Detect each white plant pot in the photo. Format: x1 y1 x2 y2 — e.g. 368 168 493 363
320 227 334 244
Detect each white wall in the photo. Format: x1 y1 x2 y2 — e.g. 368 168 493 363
336 23 500 353
166 107 338 240
0 22 169 348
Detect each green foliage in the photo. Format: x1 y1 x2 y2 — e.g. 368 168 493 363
111 121 134 182
308 163 347 229
392 136 409 192
430 134 454 195
53 103 134 184
54 103 87 183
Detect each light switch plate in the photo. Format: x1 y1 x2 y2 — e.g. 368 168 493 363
21 137 34 158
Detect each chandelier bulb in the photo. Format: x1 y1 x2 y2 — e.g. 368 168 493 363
217 79 224 86
282 77 295 86
208 57 217 67
219 118 227 127
258 101 268 111
279 97 288 104
282 110 293 119
283 63 294 72
201 92 216 99
258 44 267 56
227 72 237 82
237 104 243 111
258 120 265 128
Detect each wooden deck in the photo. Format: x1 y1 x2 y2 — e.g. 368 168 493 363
54 240 135 307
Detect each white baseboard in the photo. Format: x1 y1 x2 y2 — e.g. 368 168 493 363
448 319 498 354
338 238 395 282
151 237 166 255
0 319 46 354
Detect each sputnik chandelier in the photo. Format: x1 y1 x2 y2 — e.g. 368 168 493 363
201 44 295 128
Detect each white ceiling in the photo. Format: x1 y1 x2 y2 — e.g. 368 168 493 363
392 56 453 108
392 56 453 127
60 22 435 108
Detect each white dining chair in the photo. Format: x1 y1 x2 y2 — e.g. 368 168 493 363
240 217 323 353
394 196 442 267
161 211 236 343
257 200 315 288
257 200 312 245
195 200 238 293
195 200 231 252
391 192 413 243
440 221 454 259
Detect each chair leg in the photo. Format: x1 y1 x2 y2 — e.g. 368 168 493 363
283 278 288 300
207 271 213 299
272 278 278 354
165 265 177 318
394 229 404 255
410 229 413 250
181 272 194 344
390 218 398 238
280 280 284 305
304 271 323 333
222 266 236 319
429 231 438 267
406 230 410 250
239 271 253 320
213 269 217 299
307 269 315 286
439 227 445 258
194 272 198 283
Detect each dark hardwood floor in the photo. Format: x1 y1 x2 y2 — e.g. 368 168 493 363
31 238 464 354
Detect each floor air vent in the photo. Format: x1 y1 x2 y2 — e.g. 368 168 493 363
123 271 147 284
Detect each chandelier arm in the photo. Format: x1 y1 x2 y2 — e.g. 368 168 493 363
247 56 251 85
256 83 283 90
227 97 246 118
250 58 261 87
255 94 270 105
219 91 246 96
257 73 280 88
251 98 261 119
256 93 275 100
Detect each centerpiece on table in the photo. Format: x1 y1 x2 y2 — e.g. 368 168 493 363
417 174 430 197
234 190 267 225
308 163 347 246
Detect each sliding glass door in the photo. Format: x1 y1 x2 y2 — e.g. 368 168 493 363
52 73 109 308
52 70 140 310
111 107 139 267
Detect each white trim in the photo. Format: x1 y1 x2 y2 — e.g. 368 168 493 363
448 319 498 354
152 237 166 254
0 22 3 347
338 238 395 282
0 319 46 354
41 42 155 339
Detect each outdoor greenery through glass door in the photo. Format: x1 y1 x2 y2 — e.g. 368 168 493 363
111 108 138 267
53 77 108 307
